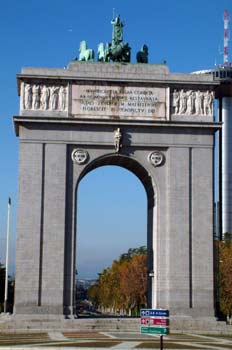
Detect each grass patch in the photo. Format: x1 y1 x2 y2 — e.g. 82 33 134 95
200 343 232 348
0 332 48 337
135 342 200 349
199 334 232 339
45 341 121 347
0 340 51 346
64 332 106 338
168 335 205 340
64 332 109 339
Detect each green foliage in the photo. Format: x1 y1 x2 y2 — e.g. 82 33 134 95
224 232 232 242
219 240 232 321
120 246 147 261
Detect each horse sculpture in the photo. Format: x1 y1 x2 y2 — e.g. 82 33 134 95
97 42 105 62
136 44 149 64
78 40 94 62
97 42 110 62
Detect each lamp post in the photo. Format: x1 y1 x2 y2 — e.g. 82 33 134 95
4 198 11 313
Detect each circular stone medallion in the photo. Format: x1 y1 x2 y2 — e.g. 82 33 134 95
149 151 164 167
72 149 89 164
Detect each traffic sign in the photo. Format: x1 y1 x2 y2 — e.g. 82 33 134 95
141 317 169 326
151 318 169 326
141 326 169 335
140 317 150 325
140 309 169 317
140 309 169 336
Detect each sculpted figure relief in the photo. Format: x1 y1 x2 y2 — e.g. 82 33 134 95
195 90 204 115
172 89 214 116
209 91 214 115
172 89 180 114
186 91 195 115
50 86 59 110
41 85 50 110
114 128 122 153
32 85 40 110
179 89 187 114
58 86 67 110
204 91 214 116
24 84 32 109
23 84 67 111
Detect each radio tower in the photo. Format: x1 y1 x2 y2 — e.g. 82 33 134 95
224 9 229 66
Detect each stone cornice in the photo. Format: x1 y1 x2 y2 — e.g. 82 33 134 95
13 115 221 136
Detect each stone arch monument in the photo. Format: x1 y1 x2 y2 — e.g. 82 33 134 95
13 61 219 327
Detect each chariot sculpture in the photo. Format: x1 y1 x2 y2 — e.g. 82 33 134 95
76 14 149 64
97 14 131 63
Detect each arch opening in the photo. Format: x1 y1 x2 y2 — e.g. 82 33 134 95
75 155 156 317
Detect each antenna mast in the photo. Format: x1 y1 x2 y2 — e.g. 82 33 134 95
224 9 229 66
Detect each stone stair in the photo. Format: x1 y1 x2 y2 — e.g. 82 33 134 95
0 316 232 334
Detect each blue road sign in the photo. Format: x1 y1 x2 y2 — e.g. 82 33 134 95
140 309 169 317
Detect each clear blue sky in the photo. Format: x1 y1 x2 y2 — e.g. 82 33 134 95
0 0 229 278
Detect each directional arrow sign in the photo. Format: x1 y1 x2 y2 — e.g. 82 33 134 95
140 309 169 317
141 326 169 335
140 317 150 325
150 318 169 326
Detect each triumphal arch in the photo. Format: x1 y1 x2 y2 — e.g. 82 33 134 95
13 16 220 327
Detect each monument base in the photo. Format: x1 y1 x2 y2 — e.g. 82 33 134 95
0 315 231 334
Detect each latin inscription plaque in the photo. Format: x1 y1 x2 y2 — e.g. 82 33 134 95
72 83 168 120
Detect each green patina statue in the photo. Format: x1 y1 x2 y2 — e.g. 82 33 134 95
78 40 94 62
136 44 149 63
76 13 148 64
111 15 124 47
97 14 131 63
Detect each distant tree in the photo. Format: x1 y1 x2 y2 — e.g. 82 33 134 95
88 283 100 308
88 246 147 316
219 240 232 323
120 254 147 315
120 246 147 261
224 232 232 241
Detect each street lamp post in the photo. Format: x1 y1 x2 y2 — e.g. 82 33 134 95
4 198 11 313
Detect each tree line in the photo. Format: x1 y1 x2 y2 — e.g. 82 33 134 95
1 241 232 321
87 246 147 316
216 239 232 324
87 242 232 321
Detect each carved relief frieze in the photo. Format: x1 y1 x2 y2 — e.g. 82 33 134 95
22 83 68 111
171 89 214 116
